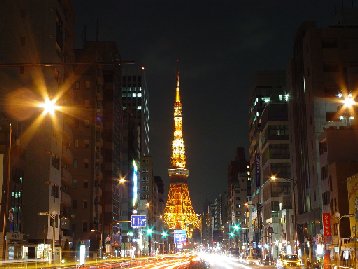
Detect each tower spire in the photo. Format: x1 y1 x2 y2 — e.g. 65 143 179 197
176 59 180 102
171 60 186 170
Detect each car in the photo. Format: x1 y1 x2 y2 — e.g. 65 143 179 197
245 256 260 266
261 256 274 265
277 254 302 269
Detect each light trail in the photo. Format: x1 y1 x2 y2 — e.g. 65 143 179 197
198 252 253 269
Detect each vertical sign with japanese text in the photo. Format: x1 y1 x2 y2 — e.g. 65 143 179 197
322 213 331 236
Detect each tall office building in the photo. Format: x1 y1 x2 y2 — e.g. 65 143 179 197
119 62 150 233
288 16 358 259
247 71 291 258
0 0 75 260
227 147 249 249
70 41 121 254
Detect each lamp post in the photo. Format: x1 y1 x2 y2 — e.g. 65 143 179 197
269 175 297 255
334 212 354 268
39 211 58 264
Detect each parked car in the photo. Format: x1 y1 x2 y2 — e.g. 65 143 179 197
277 254 302 269
261 256 274 265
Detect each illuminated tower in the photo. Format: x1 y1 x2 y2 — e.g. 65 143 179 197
163 69 200 238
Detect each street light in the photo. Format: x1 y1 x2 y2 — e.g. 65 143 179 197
38 211 58 264
39 98 58 116
334 212 354 268
269 175 298 255
118 176 126 185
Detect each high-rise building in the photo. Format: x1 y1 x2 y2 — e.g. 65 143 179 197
247 71 291 258
119 62 151 255
288 16 358 259
0 0 75 260
70 41 121 255
227 147 249 250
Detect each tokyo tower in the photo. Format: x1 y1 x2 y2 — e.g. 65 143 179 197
163 67 200 238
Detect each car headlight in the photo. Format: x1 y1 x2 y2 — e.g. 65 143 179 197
296 261 301 266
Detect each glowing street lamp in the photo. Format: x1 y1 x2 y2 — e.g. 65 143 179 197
39 98 58 115
118 176 126 184
343 93 355 108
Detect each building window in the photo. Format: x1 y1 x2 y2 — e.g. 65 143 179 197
84 159 89 169
85 81 91 89
83 181 88 188
72 200 77 209
84 139 90 148
84 120 90 128
52 155 60 170
323 63 339 72
51 185 59 198
73 159 78 168
83 222 88 232
74 139 79 148
83 200 88 209
55 11 63 50
75 81 80 89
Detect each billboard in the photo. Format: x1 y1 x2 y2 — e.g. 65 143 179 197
174 230 186 244
322 213 331 236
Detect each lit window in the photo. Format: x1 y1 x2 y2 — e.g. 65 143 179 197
138 93 142 97
256 112 259 116
284 94 290 102
137 106 142 110
279 95 283 101
133 93 137 97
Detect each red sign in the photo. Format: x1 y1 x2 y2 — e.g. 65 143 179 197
322 213 331 236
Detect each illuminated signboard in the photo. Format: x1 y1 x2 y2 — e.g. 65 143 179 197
131 215 147 228
132 160 138 207
174 230 186 244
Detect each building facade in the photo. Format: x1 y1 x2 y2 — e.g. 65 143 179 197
288 18 358 261
0 0 75 260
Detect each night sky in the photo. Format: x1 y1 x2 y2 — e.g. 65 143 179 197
74 0 338 212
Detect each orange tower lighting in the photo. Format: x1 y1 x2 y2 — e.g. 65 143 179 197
163 67 200 238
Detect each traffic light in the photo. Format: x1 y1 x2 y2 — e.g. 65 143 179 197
233 223 241 231
229 232 235 238
161 231 168 238
146 228 153 236
127 231 134 237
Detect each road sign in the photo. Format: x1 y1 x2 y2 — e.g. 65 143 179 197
131 215 147 228
174 230 186 244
